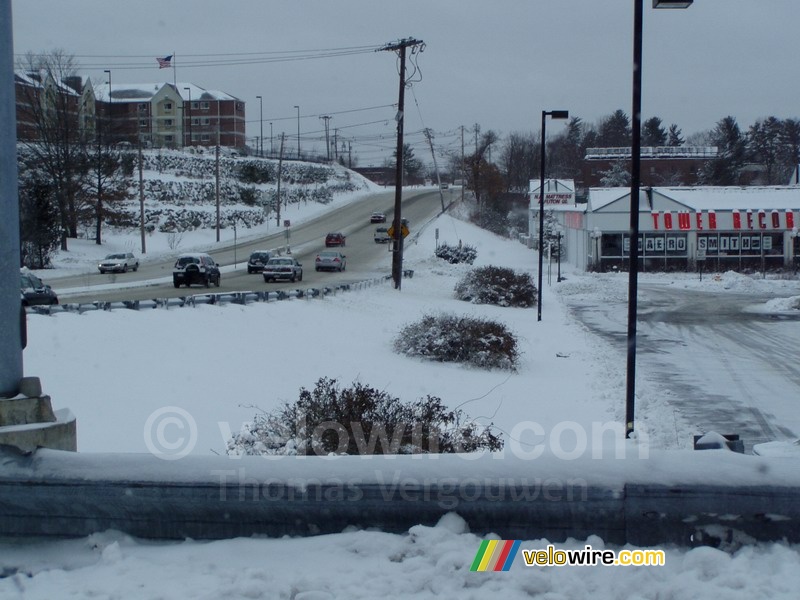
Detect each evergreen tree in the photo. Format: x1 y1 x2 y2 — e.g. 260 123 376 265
699 116 746 185
748 117 783 184
642 117 667 147
597 110 631 148
667 124 685 147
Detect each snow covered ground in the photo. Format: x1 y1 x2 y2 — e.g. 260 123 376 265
4 194 800 598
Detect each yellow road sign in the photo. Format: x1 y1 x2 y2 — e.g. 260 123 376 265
387 224 410 238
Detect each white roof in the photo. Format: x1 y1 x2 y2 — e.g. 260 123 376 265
588 186 800 212
95 82 239 103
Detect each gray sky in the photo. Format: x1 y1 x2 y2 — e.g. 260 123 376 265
12 0 800 166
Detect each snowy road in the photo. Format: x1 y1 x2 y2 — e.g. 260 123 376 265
562 278 800 452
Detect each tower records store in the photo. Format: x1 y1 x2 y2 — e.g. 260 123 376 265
545 186 800 273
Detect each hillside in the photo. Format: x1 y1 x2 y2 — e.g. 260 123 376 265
118 149 378 234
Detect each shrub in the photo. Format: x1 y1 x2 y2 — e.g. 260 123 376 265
227 377 503 456
394 313 518 370
435 242 477 264
237 162 272 184
454 266 537 308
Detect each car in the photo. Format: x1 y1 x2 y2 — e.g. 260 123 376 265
370 212 387 223
325 232 346 247
246 250 272 274
172 253 221 288
374 227 391 243
20 271 59 306
263 257 303 282
315 250 346 272
98 252 139 274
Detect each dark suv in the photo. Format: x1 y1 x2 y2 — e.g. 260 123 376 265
247 250 272 274
172 253 221 288
325 232 346 247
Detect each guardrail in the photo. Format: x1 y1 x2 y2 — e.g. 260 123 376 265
1 447 799 545
25 270 414 315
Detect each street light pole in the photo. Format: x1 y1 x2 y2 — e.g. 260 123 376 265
256 95 263 157
293 105 300 159
269 122 273 156
537 110 569 322
183 87 192 147
625 0 692 438
103 69 111 134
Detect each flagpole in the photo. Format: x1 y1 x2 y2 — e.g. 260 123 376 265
172 51 176 87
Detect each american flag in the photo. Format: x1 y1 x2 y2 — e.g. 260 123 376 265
156 55 173 69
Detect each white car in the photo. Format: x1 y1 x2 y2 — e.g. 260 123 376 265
99 252 139 274
374 227 391 243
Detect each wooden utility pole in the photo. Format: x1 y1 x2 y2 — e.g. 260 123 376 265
138 139 146 254
379 37 424 290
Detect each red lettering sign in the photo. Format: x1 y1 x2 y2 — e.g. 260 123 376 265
732 212 740 229
664 213 673 230
678 212 691 230
771 211 780 229
788 211 795 229
696 212 704 230
709 212 717 229
747 211 754 229
652 212 660 230
758 211 766 229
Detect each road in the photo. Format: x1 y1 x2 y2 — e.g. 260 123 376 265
564 283 800 452
52 188 445 304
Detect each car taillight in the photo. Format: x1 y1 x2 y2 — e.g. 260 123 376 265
333 258 340 262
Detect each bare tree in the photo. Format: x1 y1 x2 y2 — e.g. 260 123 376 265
16 50 90 250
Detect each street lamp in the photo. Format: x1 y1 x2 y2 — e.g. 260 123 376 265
269 121 273 156
537 109 569 322
256 95 263 157
625 0 693 438
103 69 111 130
183 87 192 147
293 105 300 159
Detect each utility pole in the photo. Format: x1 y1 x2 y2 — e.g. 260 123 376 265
333 129 339 163
138 138 146 254
320 115 332 162
461 125 465 205
379 37 424 290
423 128 445 213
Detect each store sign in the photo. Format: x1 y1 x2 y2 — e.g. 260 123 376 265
532 192 574 205
651 209 796 231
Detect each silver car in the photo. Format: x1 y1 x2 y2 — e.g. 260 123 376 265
98 252 139 274
315 250 346 272
263 257 303 282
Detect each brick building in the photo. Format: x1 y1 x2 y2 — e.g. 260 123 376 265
582 146 717 188
16 75 246 150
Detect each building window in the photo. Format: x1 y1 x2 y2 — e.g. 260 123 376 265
201 134 211 142
202 118 211 125
164 102 173 112
201 101 210 110
191 101 199 110
164 119 173 127
192 117 201 126
138 103 149 111
139 119 148 128
165 135 173 143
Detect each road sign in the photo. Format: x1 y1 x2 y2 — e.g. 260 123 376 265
697 248 706 261
284 220 290 227
387 224 409 239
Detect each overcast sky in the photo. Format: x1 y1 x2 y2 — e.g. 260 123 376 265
11 0 800 166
